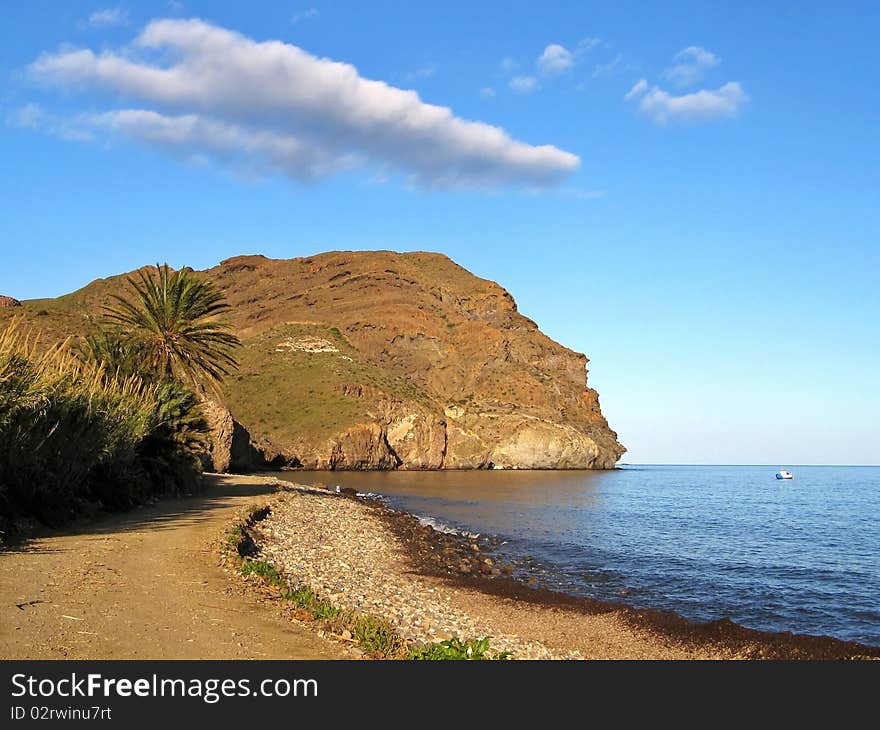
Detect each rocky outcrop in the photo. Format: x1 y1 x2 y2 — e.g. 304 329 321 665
489 419 601 470
324 423 400 471
229 422 290 472
387 414 447 469
200 399 235 472
200 399 292 472
0 296 21 308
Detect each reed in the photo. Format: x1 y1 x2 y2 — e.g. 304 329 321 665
0 319 204 531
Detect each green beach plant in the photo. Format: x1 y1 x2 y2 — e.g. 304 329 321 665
407 637 511 661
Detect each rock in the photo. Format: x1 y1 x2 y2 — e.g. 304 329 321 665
387 413 447 469
199 399 293 473
0 295 21 308
200 399 234 472
489 420 603 470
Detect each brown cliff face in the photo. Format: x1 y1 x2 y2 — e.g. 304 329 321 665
208 251 624 470
2 251 625 470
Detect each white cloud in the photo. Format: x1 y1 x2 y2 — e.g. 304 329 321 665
537 44 574 76
291 8 319 24
500 57 518 73
85 109 357 180
167 1 184 12
29 19 579 188
6 103 95 142
509 75 539 94
403 64 437 83
625 80 748 125
82 7 130 29
480 87 496 98
663 46 720 87
504 38 601 92
577 37 601 53
7 103 45 129
624 78 648 101
592 53 622 78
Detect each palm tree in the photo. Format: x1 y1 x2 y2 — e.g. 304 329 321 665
105 263 240 386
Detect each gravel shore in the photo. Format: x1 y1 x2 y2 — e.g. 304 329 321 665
245 479 879 660
255 482 575 659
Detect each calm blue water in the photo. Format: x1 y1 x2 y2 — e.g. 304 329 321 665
268 466 880 646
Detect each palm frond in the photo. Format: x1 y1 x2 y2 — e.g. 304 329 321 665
104 263 240 386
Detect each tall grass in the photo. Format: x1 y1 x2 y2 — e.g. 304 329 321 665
0 320 204 532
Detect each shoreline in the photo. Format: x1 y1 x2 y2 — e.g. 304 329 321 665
245 478 879 660
363 493 880 660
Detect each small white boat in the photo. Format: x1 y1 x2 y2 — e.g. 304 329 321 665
776 469 794 480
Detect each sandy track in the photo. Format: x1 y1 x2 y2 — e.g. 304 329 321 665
0 475 344 660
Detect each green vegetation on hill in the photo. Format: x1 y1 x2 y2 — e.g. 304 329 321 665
223 324 369 443
222 322 436 445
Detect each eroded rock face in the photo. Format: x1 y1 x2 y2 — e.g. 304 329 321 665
200 399 234 473
326 423 400 470
200 399 293 472
489 420 600 470
0 296 21 308
387 414 447 470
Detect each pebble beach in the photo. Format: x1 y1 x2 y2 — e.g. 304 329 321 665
238 480 878 660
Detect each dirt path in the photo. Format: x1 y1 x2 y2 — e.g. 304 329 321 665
0 475 345 660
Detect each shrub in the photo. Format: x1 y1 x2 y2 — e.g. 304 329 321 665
240 559 284 585
0 321 206 530
407 637 511 661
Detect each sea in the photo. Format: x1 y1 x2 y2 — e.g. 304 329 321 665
266 465 880 647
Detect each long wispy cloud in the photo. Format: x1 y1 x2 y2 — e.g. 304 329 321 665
26 18 579 188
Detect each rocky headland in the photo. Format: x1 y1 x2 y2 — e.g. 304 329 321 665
2 251 624 471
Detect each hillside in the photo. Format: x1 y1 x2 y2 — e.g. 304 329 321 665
2 251 624 471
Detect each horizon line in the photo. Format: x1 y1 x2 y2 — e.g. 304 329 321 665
621 463 880 467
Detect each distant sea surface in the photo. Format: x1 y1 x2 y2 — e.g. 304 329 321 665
266 465 880 646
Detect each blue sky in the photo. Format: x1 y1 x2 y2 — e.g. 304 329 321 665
2 1 878 465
